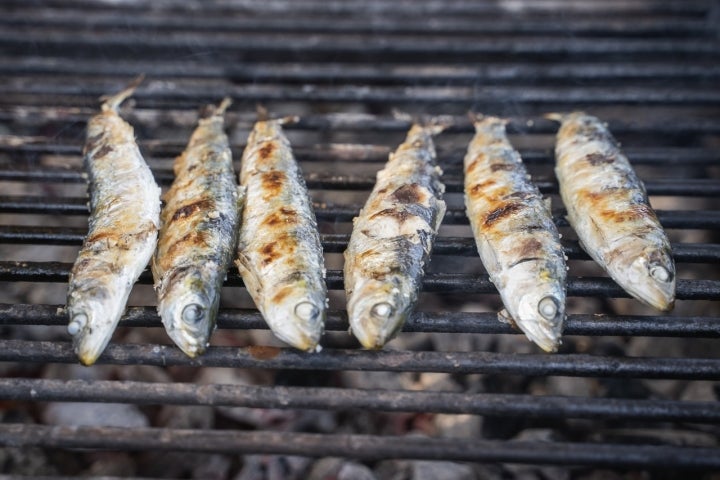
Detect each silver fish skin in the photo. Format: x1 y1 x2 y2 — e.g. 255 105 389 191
152 99 243 358
66 76 161 366
550 111 675 311
464 116 566 352
344 123 446 349
236 116 327 351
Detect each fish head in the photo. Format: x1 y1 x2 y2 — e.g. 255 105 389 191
158 265 221 358
262 282 326 352
347 279 413 349
67 284 125 365
623 248 676 311
513 290 566 353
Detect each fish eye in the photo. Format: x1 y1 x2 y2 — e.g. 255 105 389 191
294 302 320 323
650 265 672 283
67 313 88 336
371 302 394 319
538 296 559 320
182 304 205 324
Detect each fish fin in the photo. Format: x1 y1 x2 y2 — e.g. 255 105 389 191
497 309 520 331
201 97 233 119
100 74 145 112
544 112 566 123
432 198 447 233
468 112 509 128
544 197 552 214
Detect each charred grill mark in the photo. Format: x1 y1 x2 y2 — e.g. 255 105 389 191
171 199 213 222
165 230 209 260
260 242 280 266
271 285 293 304
84 133 104 155
369 208 412 223
585 152 615 166
391 184 422 204
85 230 120 246
262 207 298 227
468 180 495 199
490 163 515 172
508 256 543 269
484 202 524 227
94 144 114 159
517 238 543 258
258 142 275 161
261 170 286 198
600 203 655 224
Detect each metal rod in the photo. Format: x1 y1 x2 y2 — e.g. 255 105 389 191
2 339 720 379
0 424 718 468
2 378 719 423
1 226 718 265
2 303 720 338
0 262 718 300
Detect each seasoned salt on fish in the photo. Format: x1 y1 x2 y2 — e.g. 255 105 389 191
235 112 327 351
464 115 566 352
66 76 161 365
152 98 242 358
549 111 675 311
344 122 447 349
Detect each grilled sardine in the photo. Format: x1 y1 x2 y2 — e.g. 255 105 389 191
152 99 242 358
549 111 675 311
344 122 446 349
236 114 327 351
464 115 566 352
66 76 161 365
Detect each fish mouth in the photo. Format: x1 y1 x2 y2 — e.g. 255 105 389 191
68 309 111 366
514 294 565 353
349 299 407 350
161 297 216 358
621 256 676 312
266 299 325 352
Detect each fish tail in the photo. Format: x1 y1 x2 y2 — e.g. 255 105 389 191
256 104 299 125
100 74 145 112
468 111 509 128
201 97 233 119
393 109 453 136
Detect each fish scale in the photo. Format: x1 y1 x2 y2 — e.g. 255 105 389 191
236 116 327 352
464 115 566 352
550 111 675 312
344 122 447 349
66 77 161 366
152 98 242 358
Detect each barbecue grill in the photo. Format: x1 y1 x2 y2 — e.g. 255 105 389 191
0 0 719 476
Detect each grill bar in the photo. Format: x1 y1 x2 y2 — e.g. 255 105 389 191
1 262 718 300
4 82 720 107
1 227 719 264
3 339 720 380
2 378 719 422
0 424 718 469
3 304 720 338
1 198 717 230
2 166 718 197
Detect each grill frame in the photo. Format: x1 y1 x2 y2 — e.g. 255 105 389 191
1 0 720 475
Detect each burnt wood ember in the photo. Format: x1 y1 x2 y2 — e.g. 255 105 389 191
0 0 718 477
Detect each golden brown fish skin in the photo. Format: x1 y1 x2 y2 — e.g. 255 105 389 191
464 116 566 352
344 123 446 349
550 111 675 311
66 76 161 366
152 99 242 358
236 116 327 351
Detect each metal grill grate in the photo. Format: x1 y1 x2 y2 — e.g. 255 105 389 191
0 0 719 475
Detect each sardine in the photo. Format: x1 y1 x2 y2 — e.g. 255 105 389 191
152 99 242 358
66 76 161 365
344 122 446 349
549 111 675 311
464 115 566 352
235 113 327 351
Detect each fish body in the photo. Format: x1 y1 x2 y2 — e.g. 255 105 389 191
344 123 446 349
464 116 566 352
551 112 675 311
66 77 161 365
236 116 327 351
152 99 242 358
